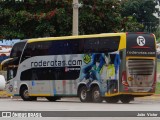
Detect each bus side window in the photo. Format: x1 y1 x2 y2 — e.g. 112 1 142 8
54 68 62 80
67 41 72 54
62 41 68 54
99 37 120 52
49 40 83 55
35 42 50 56
49 41 64 55
66 40 78 54
79 39 84 54
20 69 32 80
84 38 99 53
84 39 92 53
99 39 108 53
32 70 38 80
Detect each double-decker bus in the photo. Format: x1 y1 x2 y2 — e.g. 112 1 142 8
1 32 157 103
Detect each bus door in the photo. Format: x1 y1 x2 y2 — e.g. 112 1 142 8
5 66 18 95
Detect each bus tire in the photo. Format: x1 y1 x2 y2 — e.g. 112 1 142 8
20 87 33 101
120 96 133 104
78 86 92 102
30 97 37 101
105 96 119 103
46 97 60 102
91 86 103 103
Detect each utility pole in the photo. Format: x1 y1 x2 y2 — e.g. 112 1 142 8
72 0 79 35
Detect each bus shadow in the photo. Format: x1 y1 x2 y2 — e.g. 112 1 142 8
13 98 141 105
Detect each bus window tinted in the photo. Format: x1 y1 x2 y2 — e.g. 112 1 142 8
21 39 83 62
84 36 120 53
20 67 80 80
21 36 120 63
99 36 120 52
48 40 83 55
10 41 26 58
84 38 99 53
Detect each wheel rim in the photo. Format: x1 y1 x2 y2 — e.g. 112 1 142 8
81 89 87 100
23 90 29 99
93 90 100 100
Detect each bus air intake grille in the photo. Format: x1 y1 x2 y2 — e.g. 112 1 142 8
128 59 154 75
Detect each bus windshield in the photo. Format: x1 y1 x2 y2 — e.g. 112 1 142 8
10 41 27 58
2 41 26 81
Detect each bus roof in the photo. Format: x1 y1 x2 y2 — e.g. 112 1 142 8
27 33 126 43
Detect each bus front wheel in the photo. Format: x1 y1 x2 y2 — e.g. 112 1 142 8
20 87 37 101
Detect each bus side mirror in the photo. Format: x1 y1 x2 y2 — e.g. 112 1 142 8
0 75 6 91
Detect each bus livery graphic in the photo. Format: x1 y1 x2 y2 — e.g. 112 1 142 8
1 33 157 103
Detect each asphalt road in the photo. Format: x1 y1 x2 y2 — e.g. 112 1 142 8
0 96 159 120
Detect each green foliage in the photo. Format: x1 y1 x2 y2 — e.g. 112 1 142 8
154 27 160 42
0 0 74 39
121 16 143 32
156 82 160 94
0 0 159 39
155 61 160 94
121 0 159 32
79 0 122 34
55 8 72 36
157 61 160 74
157 38 160 42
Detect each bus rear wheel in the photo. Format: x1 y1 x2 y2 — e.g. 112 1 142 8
79 86 92 102
91 86 103 103
105 96 119 103
20 87 36 101
46 97 60 101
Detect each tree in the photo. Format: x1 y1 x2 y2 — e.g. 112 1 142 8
79 0 122 34
121 0 160 32
0 0 153 39
155 27 160 42
121 16 143 32
0 0 72 39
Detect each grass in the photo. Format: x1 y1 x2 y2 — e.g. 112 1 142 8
156 61 160 94
157 38 160 43
156 82 160 94
157 61 160 74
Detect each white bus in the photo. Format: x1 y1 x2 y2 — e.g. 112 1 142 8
1 33 157 103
